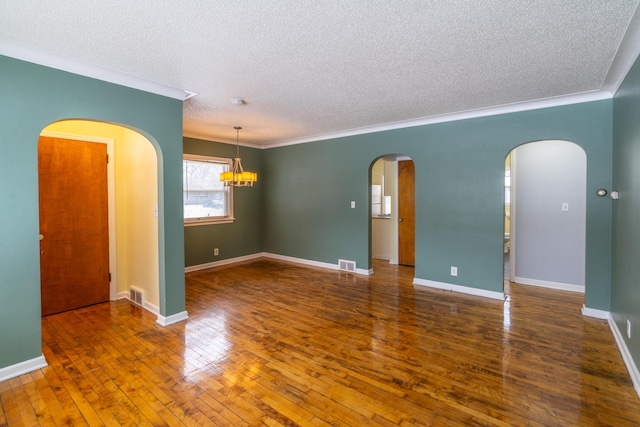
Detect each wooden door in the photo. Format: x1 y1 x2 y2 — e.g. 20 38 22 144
398 160 415 266
38 136 110 316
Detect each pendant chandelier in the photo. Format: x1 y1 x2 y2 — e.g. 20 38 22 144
220 126 258 187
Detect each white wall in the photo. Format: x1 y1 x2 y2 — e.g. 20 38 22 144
513 140 586 289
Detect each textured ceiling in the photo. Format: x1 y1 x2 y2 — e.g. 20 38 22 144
1 1 639 147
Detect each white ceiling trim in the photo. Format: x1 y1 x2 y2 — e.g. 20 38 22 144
263 90 612 149
182 131 264 149
3 3 640 151
0 37 625 150
0 40 193 101
603 4 640 94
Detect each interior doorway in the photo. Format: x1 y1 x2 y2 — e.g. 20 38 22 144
370 155 415 269
505 140 587 293
398 159 415 266
38 120 160 316
39 136 110 315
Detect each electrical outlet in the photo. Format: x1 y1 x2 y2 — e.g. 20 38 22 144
628 319 632 339
214 248 219 256
450 266 458 276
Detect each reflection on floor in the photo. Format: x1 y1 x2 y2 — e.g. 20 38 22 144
1 258 638 426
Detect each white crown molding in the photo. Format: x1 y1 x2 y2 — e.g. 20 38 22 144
602 4 640 95
182 131 264 149
0 40 192 101
185 89 612 150
0 355 47 383
413 277 505 301
264 90 611 148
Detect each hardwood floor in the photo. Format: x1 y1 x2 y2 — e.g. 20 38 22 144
2 259 640 426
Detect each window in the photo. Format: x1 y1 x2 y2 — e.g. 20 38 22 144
183 154 233 225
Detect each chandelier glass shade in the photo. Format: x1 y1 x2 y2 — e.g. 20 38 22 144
220 126 258 187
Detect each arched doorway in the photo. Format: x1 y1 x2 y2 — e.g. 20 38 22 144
370 154 414 270
39 120 160 315
505 140 587 293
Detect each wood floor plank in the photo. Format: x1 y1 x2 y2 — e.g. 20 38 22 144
2 258 640 425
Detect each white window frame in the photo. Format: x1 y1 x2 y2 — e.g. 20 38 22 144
183 154 234 226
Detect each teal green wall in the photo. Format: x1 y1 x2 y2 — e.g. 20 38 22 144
0 55 185 370
262 101 613 308
183 137 263 265
612 54 640 368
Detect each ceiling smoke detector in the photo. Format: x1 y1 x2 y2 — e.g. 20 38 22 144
231 97 246 106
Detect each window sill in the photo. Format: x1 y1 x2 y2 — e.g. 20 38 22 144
184 217 235 227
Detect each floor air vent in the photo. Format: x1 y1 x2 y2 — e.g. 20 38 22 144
338 259 356 273
130 286 145 307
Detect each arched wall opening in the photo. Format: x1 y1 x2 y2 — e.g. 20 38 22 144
369 154 414 271
505 140 587 294
40 119 160 314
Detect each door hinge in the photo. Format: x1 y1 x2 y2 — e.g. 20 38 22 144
108 272 112 282
106 153 109 164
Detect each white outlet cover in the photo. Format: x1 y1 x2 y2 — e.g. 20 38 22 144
450 266 458 276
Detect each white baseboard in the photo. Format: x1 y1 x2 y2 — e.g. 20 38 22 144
116 292 159 315
185 253 265 273
514 276 584 293
413 278 505 300
0 355 48 383
144 301 160 315
186 252 376 277
608 315 640 398
581 305 609 319
156 310 189 327
263 252 339 271
264 253 372 275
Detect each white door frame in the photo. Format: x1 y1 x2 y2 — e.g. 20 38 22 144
508 150 517 283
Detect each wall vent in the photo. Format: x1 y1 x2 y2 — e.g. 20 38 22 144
129 286 145 307
338 259 356 273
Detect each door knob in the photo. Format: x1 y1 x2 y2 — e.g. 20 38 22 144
39 234 44 240
398 218 404 222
